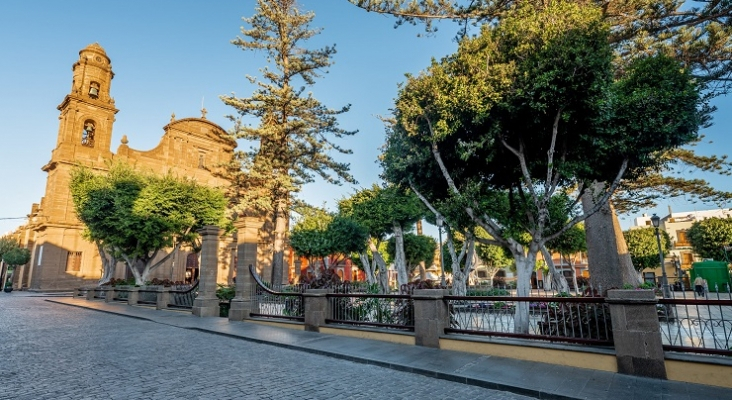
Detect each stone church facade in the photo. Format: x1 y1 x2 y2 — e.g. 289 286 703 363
13 43 274 291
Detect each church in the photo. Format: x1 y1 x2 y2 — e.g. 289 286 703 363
11 43 275 291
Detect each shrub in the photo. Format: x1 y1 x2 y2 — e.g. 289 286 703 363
467 288 510 296
538 292 612 342
216 284 236 301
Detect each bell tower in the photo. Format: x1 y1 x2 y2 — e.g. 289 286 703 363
53 43 118 160
41 43 119 226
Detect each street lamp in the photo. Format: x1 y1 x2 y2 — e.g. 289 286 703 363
650 214 671 298
437 216 446 288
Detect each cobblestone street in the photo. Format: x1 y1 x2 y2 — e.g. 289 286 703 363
0 295 533 400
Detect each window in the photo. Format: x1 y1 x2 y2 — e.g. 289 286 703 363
676 230 690 246
81 120 95 148
66 251 82 272
682 252 694 267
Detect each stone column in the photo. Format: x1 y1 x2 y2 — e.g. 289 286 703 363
127 287 139 306
156 287 170 310
229 217 263 321
104 287 116 303
607 289 667 379
413 289 449 348
304 289 332 332
192 226 222 317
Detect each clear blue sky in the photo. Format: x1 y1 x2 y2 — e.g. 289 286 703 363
0 1 730 236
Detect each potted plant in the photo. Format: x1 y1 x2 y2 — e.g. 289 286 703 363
3 280 12 293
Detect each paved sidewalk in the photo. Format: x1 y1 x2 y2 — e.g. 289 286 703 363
45 296 732 400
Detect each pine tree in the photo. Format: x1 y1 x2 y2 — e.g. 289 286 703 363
221 0 357 284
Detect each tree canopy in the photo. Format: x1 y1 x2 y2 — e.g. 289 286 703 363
687 217 732 261
290 206 368 270
623 227 671 272
387 233 437 275
70 163 227 285
382 1 708 332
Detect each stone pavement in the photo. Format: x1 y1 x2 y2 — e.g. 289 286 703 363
3 293 732 400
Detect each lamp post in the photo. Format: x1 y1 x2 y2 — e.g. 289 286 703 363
650 214 671 299
437 216 445 288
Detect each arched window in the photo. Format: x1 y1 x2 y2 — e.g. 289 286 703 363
81 120 95 147
89 81 100 99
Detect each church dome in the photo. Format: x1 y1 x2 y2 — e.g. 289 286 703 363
82 42 107 55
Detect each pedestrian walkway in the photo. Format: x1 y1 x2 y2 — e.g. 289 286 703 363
46 296 732 400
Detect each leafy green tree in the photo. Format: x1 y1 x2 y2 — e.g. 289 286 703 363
221 0 357 285
338 185 424 291
387 233 437 279
688 217 732 261
290 206 368 276
0 237 17 260
623 227 671 273
2 247 30 269
383 2 706 332
546 223 587 291
70 163 227 285
0 237 28 289
352 0 732 291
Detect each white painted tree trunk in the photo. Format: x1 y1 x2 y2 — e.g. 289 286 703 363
392 222 409 289
96 242 117 285
512 245 537 334
541 246 570 293
271 195 289 285
369 240 389 293
359 253 376 285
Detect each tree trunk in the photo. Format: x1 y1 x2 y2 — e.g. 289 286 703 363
451 235 477 296
582 183 640 294
96 242 117 285
511 243 538 334
392 222 409 288
418 261 426 281
271 194 288 285
128 259 144 285
565 254 580 294
359 253 376 285
541 246 570 293
369 240 389 293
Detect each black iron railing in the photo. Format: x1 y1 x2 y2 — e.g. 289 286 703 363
168 283 198 309
249 264 305 321
659 287 732 356
326 293 414 331
444 295 613 346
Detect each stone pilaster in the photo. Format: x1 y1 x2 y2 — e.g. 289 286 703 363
607 289 667 379
156 287 170 310
229 218 262 321
192 226 221 317
413 289 449 348
104 287 115 303
304 289 332 332
127 287 139 306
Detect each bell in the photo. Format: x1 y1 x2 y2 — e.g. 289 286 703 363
89 87 99 97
